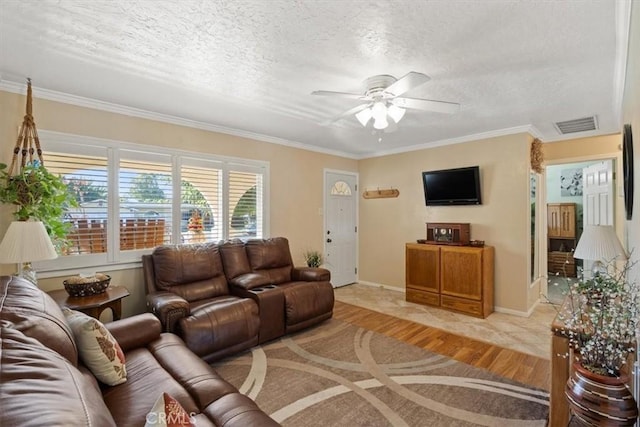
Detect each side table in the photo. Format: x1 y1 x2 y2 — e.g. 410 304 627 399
48 285 130 321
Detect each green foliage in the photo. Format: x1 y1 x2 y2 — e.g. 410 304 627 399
303 250 323 268
130 173 168 201
231 186 256 229
66 178 107 203
131 175 211 208
181 180 208 206
0 163 78 249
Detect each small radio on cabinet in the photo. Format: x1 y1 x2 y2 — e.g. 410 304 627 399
426 223 470 246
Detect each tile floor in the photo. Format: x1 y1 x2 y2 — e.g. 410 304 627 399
334 283 558 360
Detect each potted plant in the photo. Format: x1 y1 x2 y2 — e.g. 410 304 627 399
556 261 640 426
0 162 77 250
302 250 323 268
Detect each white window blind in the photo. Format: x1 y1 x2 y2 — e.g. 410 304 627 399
180 159 223 244
47 150 109 256
119 151 172 251
228 170 263 239
34 131 269 274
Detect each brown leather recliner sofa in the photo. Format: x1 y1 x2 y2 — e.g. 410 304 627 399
143 237 335 360
0 275 278 427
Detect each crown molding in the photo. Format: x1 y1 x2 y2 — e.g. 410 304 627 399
1 78 553 161
360 125 539 159
0 79 359 160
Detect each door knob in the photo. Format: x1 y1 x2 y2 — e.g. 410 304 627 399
326 238 332 243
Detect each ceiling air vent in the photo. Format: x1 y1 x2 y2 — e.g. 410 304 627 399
554 116 598 134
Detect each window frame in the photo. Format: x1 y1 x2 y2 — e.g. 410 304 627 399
35 130 270 276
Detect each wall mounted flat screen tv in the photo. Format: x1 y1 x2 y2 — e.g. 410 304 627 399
422 166 482 206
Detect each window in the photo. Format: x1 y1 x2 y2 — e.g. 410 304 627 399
330 180 352 196
36 131 269 273
229 169 263 239
49 149 109 256
119 151 173 253
181 158 223 243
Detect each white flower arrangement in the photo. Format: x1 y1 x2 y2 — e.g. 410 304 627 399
555 260 640 376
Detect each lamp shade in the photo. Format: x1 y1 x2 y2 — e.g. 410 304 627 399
0 221 58 264
573 225 627 261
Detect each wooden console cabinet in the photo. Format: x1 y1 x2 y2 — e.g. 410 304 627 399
406 243 494 318
547 203 577 277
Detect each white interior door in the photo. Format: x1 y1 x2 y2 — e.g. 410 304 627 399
582 160 614 272
324 171 357 288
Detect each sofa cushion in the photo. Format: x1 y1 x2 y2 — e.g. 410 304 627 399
279 281 335 327
64 309 127 386
219 240 252 280
0 276 78 365
145 392 195 427
151 243 230 302
103 333 246 427
0 327 117 427
245 238 293 284
178 296 259 361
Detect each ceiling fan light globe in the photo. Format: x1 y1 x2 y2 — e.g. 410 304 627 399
387 105 406 123
355 108 373 127
371 101 387 121
373 116 388 130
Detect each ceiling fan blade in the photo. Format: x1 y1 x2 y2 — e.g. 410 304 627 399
385 72 430 97
311 90 366 100
394 97 460 114
321 103 372 126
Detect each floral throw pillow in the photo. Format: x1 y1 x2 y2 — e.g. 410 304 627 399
145 393 195 427
63 309 127 386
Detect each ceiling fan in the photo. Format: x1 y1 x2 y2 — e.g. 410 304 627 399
312 72 460 130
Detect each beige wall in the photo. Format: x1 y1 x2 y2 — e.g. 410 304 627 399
543 134 620 162
358 133 532 313
0 90 357 316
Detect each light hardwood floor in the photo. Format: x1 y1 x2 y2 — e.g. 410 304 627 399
334 283 557 359
333 284 554 392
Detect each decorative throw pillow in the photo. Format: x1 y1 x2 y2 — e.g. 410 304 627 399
63 309 127 386
145 393 195 427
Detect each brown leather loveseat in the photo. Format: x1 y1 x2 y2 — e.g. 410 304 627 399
0 275 278 427
144 237 334 360
142 242 261 362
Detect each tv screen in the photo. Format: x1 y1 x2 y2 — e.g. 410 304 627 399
422 166 482 206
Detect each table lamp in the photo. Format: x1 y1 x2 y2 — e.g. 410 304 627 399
0 221 58 284
572 224 627 276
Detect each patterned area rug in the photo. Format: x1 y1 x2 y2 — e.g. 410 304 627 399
213 319 549 426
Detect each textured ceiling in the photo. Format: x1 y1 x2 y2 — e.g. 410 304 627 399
0 0 631 158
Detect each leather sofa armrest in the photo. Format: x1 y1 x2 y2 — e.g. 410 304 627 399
292 267 331 282
229 273 272 290
146 291 190 333
105 313 162 352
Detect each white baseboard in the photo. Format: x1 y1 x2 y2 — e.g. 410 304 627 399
355 281 541 318
494 299 540 318
356 280 405 293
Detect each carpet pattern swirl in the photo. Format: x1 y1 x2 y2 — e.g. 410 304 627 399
213 319 549 426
